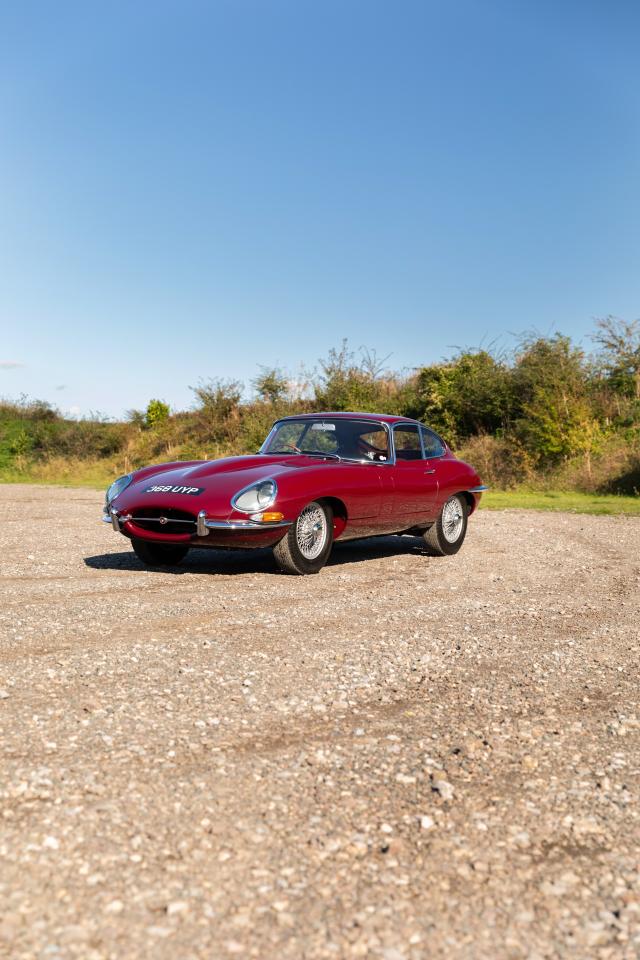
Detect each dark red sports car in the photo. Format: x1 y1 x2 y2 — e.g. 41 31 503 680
102 412 486 574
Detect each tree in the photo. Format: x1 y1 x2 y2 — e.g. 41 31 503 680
190 378 243 444
191 379 242 419
10 427 33 457
145 399 170 427
413 350 514 443
252 367 289 403
592 315 640 400
125 408 146 428
512 334 600 464
313 341 399 412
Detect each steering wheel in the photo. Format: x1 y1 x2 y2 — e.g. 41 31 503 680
284 442 302 453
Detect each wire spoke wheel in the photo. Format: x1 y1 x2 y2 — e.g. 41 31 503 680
296 503 329 560
441 497 464 543
273 500 334 574
423 494 468 556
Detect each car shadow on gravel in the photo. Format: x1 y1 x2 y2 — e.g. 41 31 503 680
84 535 431 576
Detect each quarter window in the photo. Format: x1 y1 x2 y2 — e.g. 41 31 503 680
420 427 445 458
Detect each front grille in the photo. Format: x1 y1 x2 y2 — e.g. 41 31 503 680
128 507 197 536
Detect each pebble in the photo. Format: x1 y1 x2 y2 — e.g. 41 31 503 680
166 901 189 916
432 779 454 801
104 900 124 914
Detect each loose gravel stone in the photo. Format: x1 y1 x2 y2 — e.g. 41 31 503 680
0 483 639 959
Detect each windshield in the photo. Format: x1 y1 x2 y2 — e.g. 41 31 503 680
262 418 390 462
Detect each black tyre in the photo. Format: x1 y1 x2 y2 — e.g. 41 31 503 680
273 501 333 575
131 538 189 566
423 494 468 556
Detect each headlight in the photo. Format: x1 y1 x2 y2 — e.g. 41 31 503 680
105 473 133 509
232 479 277 514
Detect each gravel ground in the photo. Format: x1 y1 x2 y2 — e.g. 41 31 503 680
1 483 639 960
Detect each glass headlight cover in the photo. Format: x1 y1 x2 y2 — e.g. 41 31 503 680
105 473 133 508
232 479 277 514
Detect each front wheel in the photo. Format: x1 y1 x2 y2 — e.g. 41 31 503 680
131 538 189 567
273 501 333 575
423 494 468 556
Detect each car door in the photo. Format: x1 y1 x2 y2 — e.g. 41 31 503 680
420 425 448 516
390 423 440 527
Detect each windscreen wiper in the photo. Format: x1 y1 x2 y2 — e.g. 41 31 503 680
301 450 342 460
267 448 341 460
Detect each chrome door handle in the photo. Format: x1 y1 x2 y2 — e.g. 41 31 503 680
424 469 436 475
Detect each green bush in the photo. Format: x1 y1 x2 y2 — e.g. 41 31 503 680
413 350 513 443
145 399 170 427
9 428 33 457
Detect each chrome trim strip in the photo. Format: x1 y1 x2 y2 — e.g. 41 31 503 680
103 510 290 534
204 518 292 531
469 485 489 492
127 516 194 525
383 421 395 464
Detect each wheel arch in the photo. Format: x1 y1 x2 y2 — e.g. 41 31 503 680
316 496 348 538
459 490 477 515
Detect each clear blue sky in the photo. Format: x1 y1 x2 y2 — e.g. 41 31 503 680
1 0 639 418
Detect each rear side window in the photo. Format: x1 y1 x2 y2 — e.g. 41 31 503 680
393 424 422 460
420 427 445 458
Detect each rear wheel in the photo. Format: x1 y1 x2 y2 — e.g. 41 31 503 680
423 494 468 556
273 501 333 575
131 538 189 566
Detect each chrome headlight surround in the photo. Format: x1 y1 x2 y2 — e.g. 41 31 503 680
104 473 133 511
231 479 277 514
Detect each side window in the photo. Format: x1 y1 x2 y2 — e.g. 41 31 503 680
393 424 422 461
420 426 445 458
357 427 389 461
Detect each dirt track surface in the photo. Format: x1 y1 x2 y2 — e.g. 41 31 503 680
1 484 639 960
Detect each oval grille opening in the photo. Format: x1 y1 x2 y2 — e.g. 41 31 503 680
129 507 197 536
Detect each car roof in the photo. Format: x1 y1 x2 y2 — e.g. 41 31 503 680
276 411 421 426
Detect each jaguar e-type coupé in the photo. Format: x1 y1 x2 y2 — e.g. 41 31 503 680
102 412 486 574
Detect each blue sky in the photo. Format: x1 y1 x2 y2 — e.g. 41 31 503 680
1 0 639 418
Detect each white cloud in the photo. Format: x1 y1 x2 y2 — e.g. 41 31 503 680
0 360 25 369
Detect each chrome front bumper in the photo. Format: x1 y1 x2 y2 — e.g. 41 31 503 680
102 508 292 536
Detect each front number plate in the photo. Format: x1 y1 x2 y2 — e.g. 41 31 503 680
144 485 205 495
